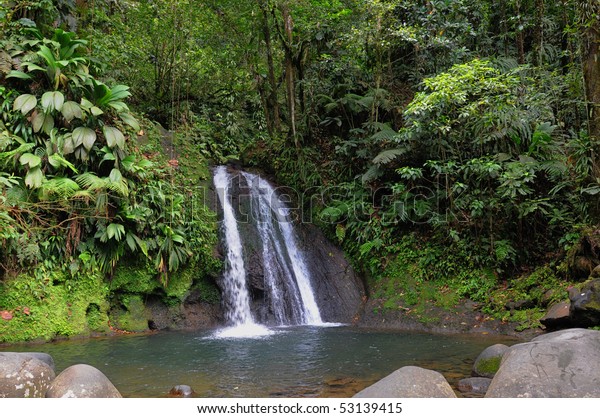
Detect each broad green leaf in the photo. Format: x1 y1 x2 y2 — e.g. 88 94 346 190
6 70 32 80
37 45 57 67
62 134 75 155
19 152 41 168
109 85 131 101
80 97 94 110
90 106 103 116
41 91 64 112
13 94 37 115
118 112 140 132
48 154 78 173
74 146 88 160
24 167 44 189
103 126 125 149
32 112 54 134
108 101 129 113
61 101 82 122
106 223 125 241
20 62 45 72
109 168 122 183
72 127 96 151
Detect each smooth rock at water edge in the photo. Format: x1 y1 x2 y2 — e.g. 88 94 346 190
353 366 456 398
0 352 55 398
46 364 122 398
486 328 600 397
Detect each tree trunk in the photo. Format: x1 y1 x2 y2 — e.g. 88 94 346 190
515 0 525 64
533 0 545 66
281 4 297 148
259 1 280 136
579 0 600 176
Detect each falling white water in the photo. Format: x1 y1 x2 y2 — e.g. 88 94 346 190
212 166 272 338
242 171 323 325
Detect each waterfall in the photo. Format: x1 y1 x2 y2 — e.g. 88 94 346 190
214 165 323 332
213 166 255 326
242 171 323 325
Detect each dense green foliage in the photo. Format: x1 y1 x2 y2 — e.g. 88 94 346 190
0 3 221 342
1 0 600 340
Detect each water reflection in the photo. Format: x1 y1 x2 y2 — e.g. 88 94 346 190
2 326 517 397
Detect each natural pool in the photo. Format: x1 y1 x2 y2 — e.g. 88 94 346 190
3 326 518 397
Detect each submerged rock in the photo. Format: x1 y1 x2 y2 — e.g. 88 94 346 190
486 328 600 397
353 366 456 398
472 344 509 378
0 353 55 398
169 384 195 398
46 364 122 398
457 377 492 395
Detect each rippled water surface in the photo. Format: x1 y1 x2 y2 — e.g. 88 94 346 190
5 327 517 397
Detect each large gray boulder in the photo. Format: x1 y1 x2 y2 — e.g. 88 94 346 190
472 344 509 378
0 352 55 397
46 364 122 398
353 366 456 398
486 328 600 397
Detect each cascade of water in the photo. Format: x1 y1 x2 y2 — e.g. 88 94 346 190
214 165 323 330
242 171 323 325
213 166 255 326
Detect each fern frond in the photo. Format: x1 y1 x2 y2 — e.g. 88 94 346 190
373 148 408 165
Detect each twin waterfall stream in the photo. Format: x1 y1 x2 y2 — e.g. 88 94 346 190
213 165 324 337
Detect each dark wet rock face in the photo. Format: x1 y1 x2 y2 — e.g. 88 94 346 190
569 278 600 327
213 167 365 325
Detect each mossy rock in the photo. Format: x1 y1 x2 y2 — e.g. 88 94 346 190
473 344 509 378
111 262 159 294
0 271 110 343
110 295 149 332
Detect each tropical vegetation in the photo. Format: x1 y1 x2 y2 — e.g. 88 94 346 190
1 0 600 341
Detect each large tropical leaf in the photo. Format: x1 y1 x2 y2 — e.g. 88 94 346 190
32 111 54 134
103 126 125 149
24 167 44 189
61 101 82 122
118 112 140 132
19 152 41 168
72 127 96 151
41 91 65 112
13 94 37 115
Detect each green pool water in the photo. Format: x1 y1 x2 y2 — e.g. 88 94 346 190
3 326 517 397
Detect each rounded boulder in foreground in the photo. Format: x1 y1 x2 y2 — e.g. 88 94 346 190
46 364 122 398
486 328 600 397
0 353 55 398
353 366 456 398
